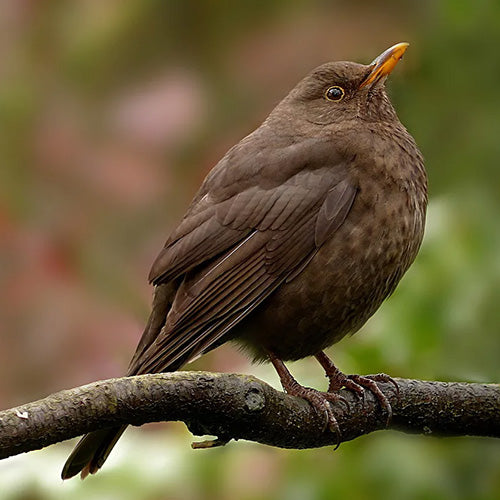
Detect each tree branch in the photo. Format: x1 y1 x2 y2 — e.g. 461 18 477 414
0 372 498 460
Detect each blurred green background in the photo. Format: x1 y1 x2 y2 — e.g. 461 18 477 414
1 1 499 499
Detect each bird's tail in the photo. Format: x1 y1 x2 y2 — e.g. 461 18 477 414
62 283 177 480
61 425 127 479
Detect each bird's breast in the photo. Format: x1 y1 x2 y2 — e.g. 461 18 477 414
236 134 427 362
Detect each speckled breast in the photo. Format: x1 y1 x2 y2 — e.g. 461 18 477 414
237 127 427 361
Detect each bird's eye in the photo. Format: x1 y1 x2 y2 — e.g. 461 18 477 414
325 86 345 102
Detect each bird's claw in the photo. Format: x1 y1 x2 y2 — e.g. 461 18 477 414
315 352 397 426
285 384 344 448
344 373 397 425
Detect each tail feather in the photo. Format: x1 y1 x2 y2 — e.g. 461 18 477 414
62 283 176 480
61 425 127 480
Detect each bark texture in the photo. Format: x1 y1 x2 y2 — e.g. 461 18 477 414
0 372 498 460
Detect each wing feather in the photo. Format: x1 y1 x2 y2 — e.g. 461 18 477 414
130 138 358 376
315 178 357 246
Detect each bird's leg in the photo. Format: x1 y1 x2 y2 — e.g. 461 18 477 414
314 351 398 425
268 351 345 443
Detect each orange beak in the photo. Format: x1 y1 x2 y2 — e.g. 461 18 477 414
359 42 409 89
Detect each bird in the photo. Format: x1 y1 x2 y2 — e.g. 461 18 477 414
62 42 427 479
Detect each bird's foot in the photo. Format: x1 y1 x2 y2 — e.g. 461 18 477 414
285 380 347 436
268 352 347 447
315 351 398 425
341 373 397 425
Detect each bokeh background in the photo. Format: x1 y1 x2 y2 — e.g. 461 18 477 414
1 1 499 499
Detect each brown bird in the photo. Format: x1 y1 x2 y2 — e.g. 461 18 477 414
62 42 427 479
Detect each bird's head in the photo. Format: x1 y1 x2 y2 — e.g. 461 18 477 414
274 43 409 127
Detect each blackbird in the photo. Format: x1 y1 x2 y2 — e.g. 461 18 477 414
62 42 427 479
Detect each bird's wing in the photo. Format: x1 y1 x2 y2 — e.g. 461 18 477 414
129 137 357 374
